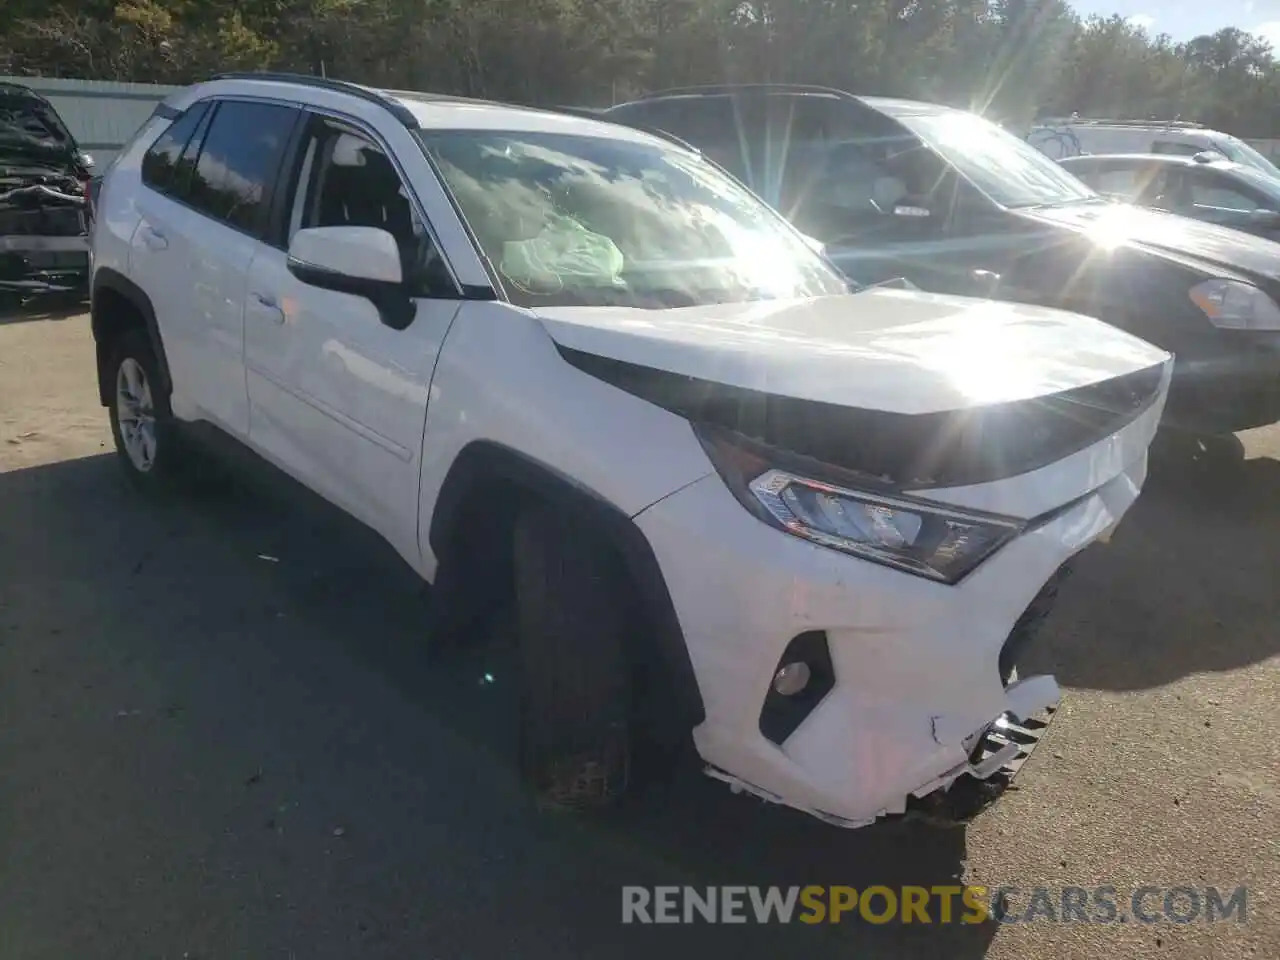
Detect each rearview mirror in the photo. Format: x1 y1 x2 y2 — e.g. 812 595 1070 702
287 226 414 329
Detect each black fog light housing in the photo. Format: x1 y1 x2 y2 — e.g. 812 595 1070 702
759 631 835 745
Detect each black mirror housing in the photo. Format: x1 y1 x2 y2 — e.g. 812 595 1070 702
287 258 416 331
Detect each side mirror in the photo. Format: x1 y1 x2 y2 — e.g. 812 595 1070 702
1250 208 1280 225
287 226 414 330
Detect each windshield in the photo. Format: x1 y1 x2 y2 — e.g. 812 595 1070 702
416 129 848 309
893 110 1098 209
1218 137 1280 180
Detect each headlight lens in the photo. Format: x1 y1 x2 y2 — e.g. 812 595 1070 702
1189 279 1280 330
698 429 1023 584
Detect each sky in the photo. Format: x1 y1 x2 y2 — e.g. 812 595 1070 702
1072 0 1280 47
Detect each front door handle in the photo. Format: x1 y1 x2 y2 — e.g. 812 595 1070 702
252 292 285 324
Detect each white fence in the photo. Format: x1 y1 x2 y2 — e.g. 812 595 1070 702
2 76 180 167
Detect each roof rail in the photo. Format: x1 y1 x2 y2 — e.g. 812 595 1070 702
209 71 420 127
1034 115 1206 130
632 83 858 101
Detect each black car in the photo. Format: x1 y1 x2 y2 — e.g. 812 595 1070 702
1058 151 1280 240
1 81 94 299
602 85 1280 434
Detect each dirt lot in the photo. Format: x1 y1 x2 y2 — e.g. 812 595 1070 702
1 306 1278 960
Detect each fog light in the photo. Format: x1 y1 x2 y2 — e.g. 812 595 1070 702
773 661 812 696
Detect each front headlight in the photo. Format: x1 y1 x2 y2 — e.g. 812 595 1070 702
1189 279 1280 330
697 429 1023 584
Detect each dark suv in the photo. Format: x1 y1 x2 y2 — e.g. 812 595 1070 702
602 85 1280 435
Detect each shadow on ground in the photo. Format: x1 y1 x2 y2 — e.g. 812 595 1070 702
0 452 994 960
0 291 88 325
1023 432 1280 691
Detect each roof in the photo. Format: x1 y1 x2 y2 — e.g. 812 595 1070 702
610 86 951 119
858 96 954 118
200 72 680 149
385 91 674 145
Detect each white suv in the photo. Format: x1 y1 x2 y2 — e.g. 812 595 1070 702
90 72 1172 829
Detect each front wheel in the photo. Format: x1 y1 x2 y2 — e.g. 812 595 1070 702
513 502 633 812
999 564 1073 686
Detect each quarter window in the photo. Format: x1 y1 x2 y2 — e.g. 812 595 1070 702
187 101 297 233
140 102 210 194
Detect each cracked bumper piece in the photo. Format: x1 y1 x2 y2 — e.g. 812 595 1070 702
633 392 1163 829
707 676 1060 829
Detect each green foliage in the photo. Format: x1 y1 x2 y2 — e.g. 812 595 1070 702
2 0 1278 135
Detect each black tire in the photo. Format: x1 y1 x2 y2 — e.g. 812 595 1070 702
106 328 186 491
999 563 1072 686
513 501 633 812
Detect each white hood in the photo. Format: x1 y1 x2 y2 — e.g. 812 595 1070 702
533 288 1170 415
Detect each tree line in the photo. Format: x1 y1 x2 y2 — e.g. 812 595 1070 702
4 0 1280 138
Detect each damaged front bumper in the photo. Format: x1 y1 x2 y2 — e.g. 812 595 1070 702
706 673 1060 830
634 374 1167 830
1 183 90 295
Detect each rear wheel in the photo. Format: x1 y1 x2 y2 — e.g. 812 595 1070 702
513 501 633 812
107 329 185 491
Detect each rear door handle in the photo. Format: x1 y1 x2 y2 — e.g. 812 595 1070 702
141 225 168 251
252 291 285 324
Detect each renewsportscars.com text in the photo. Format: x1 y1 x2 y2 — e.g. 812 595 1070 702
621 885 1248 925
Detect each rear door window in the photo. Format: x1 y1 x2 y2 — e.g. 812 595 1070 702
186 100 300 234
1082 161 1166 201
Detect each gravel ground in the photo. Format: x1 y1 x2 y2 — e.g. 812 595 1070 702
1 305 1277 960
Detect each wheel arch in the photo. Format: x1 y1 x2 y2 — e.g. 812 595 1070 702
428 440 706 734
91 268 171 406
